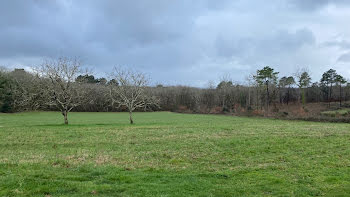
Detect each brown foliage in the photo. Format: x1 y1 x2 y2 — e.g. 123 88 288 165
210 106 223 114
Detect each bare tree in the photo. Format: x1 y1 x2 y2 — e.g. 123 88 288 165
109 67 159 124
245 74 256 109
217 75 233 112
294 67 311 106
35 57 86 124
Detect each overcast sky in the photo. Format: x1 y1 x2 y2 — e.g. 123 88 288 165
1 0 350 87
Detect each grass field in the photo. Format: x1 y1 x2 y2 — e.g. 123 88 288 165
1 112 350 196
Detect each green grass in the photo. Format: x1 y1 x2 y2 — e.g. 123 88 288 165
321 109 350 117
1 112 350 196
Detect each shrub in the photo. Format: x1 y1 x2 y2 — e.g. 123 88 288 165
210 106 223 114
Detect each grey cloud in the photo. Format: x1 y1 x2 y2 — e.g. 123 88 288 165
0 0 349 86
289 0 350 10
338 52 350 62
323 40 350 50
290 0 331 10
215 28 316 65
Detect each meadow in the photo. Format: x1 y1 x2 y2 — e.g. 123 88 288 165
0 112 350 196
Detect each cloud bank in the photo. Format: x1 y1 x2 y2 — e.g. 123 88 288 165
1 0 350 86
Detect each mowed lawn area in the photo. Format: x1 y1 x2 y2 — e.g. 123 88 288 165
1 112 350 196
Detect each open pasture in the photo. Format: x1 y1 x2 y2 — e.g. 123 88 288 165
0 112 350 196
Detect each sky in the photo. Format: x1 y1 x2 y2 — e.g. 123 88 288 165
1 0 350 87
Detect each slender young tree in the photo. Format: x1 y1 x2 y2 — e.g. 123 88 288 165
321 69 337 107
254 66 279 112
286 76 295 105
245 74 255 109
295 69 311 106
109 67 159 124
279 76 295 105
278 77 287 104
335 74 347 107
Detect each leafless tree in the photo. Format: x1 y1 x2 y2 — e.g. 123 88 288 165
217 75 240 112
294 67 311 105
35 57 86 124
245 73 256 109
109 67 159 124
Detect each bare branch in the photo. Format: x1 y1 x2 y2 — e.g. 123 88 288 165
109 67 159 124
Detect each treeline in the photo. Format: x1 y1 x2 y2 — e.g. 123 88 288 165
1 59 350 120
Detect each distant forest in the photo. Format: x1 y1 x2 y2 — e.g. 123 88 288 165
1 57 349 122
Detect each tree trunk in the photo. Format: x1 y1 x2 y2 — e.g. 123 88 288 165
222 97 225 110
248 86 251 108
301 89 305 106
129 111 134 124
340 85 342 107
266 81 269 113
256 88 259 110
62 110 68 125
279 87 283 105
328 83 333 108
330 83 333 101
287 87 290 105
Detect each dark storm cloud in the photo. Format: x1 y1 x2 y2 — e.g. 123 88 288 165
1 0 350 86
0 0 224 78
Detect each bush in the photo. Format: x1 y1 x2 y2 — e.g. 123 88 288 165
176 105 192 113
252 110 264 116
0 74 14 113
278 111 289 118
210 106 223 114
